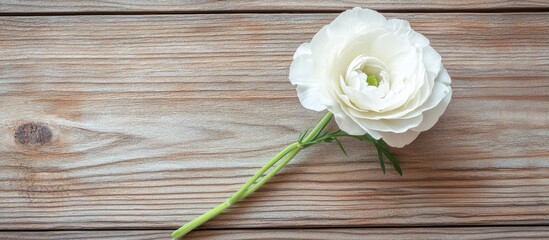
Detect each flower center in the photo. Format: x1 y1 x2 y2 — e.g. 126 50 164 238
366 74 379 87
344 55 390 97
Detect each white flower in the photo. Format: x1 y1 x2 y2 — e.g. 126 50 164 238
289 7 452 147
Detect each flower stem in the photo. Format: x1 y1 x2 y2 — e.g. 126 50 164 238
228 142 299 203
170 200 231 239
238 147 301 200
171 112 333 239
170 143 297 239
239 112 333 200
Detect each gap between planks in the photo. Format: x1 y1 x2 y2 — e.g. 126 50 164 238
3 226 549 239
4 223 549 232
1 8 549 17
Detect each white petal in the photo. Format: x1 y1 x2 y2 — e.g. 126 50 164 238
400 71 450 119
413 87 452 132
422 46 442 81
310 7 386 66
329 105 367 135
385 45 420 76
296 85 327 111
330 97 384 139
289 47 327 111
293 43 312 59
378 130 421 148
335 28 387 71
370 31 412 65
436 66 452 85
341 76 383 111
289 54 314 85
357 114 423 133
386 19 430 48
330 7 387 36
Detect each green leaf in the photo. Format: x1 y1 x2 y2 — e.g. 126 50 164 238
334 138 348 160
357 134 374 143
317 131 329 140
298 129 309 142
375 145 386 174
381 147 402 176
377 139 390 151
311 129 325 140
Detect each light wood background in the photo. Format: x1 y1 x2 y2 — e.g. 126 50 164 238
1 1 548 239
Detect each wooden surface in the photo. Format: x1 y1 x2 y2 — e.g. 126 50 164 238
1 1 548 239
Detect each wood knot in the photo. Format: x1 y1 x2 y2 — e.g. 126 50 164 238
14 123 52 145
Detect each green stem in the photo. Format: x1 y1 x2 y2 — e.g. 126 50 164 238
303 112 334 143
170 200 231 238
239 147 301 200
171 112 333 239
228 142 299 203
239 112 333 200
171 143 297 240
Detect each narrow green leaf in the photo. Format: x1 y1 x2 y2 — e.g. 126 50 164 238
318 131 329 139
375 145 386 174
377 139 390 151
311 128 325 140
359 134 375 143
298 132 304 142
299 129 309 142
381 147 402 176
334 138 348 160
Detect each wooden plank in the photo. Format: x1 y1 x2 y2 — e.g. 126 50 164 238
0 13 548 230
4 227 549 239
0 0 548 13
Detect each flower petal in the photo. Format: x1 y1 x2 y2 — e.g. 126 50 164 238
386 19 430 48
293 43 312 59
329 7 387 37
310 7 387 68
400 67 451 119
413 86 452 132
329 105 367 136
357 114 424 133
377 129 421 148
289 44 328 111
422 46 442 81
295 85 327 111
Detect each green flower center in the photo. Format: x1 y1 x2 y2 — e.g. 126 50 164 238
366 75 379 87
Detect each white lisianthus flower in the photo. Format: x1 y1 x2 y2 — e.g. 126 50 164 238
290 7 452 147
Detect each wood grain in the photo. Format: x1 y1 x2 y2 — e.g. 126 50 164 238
0 0 548 13
4 227 549 239
0 13 548 231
